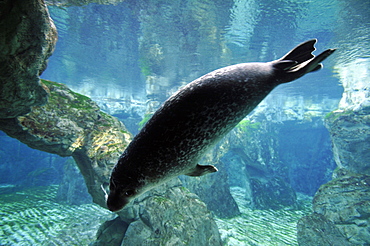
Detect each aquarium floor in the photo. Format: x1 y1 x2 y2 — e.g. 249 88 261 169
0 186 311 246
0 186 113 246
215 187 312 246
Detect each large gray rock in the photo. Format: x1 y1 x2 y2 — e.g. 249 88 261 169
298 171 370 245
0 0 57 118
0 80 133 208
95 179 222 246
93 217 129 246
56 158 92 205
250 177 297 210
297 213 351 246
220 120 300 210
325 108 370 175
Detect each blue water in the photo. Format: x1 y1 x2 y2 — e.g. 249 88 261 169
1 0 369 245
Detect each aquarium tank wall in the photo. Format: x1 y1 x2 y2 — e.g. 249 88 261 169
0 0 369 245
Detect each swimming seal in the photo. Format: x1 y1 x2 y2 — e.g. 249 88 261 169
107 39 335 212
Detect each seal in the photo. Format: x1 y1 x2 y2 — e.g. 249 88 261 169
107 39 335 212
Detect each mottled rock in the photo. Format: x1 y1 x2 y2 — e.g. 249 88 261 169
313 172 370 245
251 177 297 209
56 158 92 205
118 179 222 246
219 121 300 209
0 0 57 118
325 109 370 175
0 80 132 207
297 213 351 246
92 217 129 246
298 172 370 245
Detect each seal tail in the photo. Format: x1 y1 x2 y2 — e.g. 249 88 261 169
272 39 336 81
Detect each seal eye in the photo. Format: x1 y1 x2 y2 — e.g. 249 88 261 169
124 190 135 197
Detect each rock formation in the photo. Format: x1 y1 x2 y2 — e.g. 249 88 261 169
0 79 132 207
93 179 222 246
0 0 57 118
298 108 370 245
297 110 370 245
297 170 370 245
325 109 370 175
297 39 370 245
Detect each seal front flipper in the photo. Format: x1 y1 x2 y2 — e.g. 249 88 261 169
185 164 218 177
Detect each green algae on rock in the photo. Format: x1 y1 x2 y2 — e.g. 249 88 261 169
0 79 132 208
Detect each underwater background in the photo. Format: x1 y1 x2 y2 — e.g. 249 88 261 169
0 0 369 245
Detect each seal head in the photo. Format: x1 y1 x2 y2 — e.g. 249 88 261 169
107 39 335 212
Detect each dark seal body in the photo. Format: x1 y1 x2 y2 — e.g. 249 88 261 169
107 39 335 212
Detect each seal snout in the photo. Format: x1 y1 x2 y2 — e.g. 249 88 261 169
107 191 129 212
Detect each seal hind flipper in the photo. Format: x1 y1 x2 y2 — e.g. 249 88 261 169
185 164 218 177
286 47 336 74
272 60 298 71
279 39 317 64
273 39 336 82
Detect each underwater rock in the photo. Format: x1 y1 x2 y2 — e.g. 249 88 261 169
96 178 222 245
56 158 92 205
220 120 301 209
250 177 297 210
92 217 129 246
325 108 370 175
298 171 370 245
0 79 132 208
297 213 351 246
0 0 57 118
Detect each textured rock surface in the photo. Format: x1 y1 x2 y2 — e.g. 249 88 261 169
219 120 301 210
298 171 370 245
0 79 132 207
325 109 370 175
297 213 351 246
56 158 92 205
94 179 222 246
0 0 57 118
251 177 297 210
93 217 129 246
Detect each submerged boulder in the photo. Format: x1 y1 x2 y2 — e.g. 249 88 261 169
94 179 222 246
298 171 370 245
0 0 57 118
0 79 133 207
325 109 370 175
251 177 297 210
297 213 351 246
